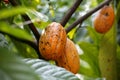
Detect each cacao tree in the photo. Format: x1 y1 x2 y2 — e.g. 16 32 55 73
0 0 119 80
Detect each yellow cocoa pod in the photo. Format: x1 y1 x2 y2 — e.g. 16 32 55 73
94 5 115 33
56 38 80 74
39 22 67 60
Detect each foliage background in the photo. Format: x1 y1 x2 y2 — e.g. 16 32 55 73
0 0 120 80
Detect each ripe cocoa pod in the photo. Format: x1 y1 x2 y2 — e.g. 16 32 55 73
93 5 115 33
56 38 80 74
39 22 67 60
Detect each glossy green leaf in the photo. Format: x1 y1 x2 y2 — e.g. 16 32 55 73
0 7 28 19
0 48 40 80
24 58 79 80
78 42 100 77
0 22 33 41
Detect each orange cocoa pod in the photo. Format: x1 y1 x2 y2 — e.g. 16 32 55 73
56 38 80 74
94 5 115 33
39 22 67 60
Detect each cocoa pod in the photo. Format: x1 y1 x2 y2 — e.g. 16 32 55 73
39 22 67 60
94 5 115 33
56 38 80 74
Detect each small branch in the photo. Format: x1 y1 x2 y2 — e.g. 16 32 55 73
0 31 43 58
66 0 112 33
9 0 40 43
21 15 40 42
9 0 43 59
60 0 83 27
8 0 18 6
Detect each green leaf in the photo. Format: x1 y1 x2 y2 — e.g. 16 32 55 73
24 58 79 80
87 26 101 45
26 10 49 29
0 6 28 19
12 39 38 58
68 28 77 39
78 42 100 77
0 48 40 80
0 33 8 48
0 22 33 41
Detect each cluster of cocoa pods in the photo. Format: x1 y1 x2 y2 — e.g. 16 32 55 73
39 22 80 74
38 5 115 74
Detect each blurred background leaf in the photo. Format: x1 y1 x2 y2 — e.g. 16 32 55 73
0 48 40 80
0 6 28 19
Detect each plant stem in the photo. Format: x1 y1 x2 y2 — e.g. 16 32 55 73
60 0 83 27
9 0 40 43
66 0 112 33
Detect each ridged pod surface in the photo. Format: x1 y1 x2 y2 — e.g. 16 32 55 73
56 38 80 74
94 5 115 33
39 22 67 60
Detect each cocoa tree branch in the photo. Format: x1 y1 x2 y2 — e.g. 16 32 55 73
21 14 40 43
9 0 40 43
0 31 44 59
66 0 112 33
0 31 36 51
60 0 83 27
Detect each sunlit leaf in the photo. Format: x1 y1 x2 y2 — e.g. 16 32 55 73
0 6 28 19
27 10 48 22
25 10 49 29
24 58 79 80
68 28 77 39
0 22 34 41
